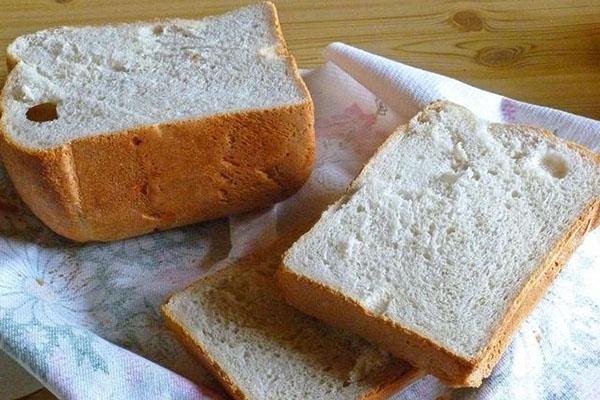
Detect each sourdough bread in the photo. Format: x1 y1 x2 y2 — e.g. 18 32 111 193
0 2 314 241
162 231 421 400
279 101 600 387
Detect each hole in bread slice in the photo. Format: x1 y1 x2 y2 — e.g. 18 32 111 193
541 152 568 179
26 102 58 122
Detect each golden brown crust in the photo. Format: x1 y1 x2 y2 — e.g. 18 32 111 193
0 102 314 242
0 2 314 242
278 101 600 387
360 365 423 400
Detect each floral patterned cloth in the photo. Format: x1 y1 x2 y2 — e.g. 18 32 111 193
0 159 229 399
1 43 599 399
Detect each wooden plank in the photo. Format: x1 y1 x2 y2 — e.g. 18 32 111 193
3 1 598 399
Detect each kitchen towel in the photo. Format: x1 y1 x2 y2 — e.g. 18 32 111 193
1 42 598 399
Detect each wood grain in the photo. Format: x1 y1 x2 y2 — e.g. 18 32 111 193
3 0 598 399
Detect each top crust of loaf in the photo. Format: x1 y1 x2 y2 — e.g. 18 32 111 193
1 2 309 150
280 101 600 386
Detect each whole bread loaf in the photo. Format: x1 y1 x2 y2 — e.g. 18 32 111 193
279 101 600 387
0 2 314 241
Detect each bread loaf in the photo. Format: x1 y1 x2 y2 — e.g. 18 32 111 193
0 2 314 241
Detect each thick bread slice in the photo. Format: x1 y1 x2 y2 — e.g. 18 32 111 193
0 2 314 241
279 101 600 387
162 229 422 400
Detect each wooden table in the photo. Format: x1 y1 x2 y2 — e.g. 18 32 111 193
2 0 598 399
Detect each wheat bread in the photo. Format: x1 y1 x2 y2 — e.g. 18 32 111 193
0 2 314 241
279 101 600 387
162 229 422 400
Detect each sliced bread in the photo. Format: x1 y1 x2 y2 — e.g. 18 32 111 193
279 101 600 387
0 2 314 241
162 230 421 400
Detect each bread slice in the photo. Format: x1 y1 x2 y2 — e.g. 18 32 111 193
0 2 314 242
162 230 421 400
279 101 600 387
